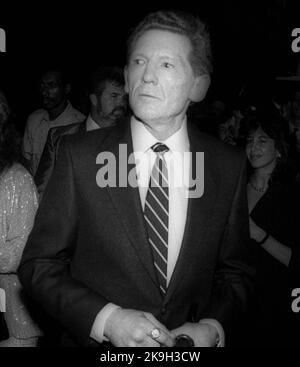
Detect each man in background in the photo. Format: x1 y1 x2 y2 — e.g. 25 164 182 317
22 68 85 175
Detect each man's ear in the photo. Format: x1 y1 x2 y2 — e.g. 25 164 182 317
89 94 97 107
124 66 129 94
190 74 211 102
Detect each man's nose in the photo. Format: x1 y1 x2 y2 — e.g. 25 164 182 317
142 64 158 85
40 87 49 97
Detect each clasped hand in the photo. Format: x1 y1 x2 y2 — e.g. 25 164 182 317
104 308 218 347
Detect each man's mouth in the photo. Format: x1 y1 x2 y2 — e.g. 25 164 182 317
112 107 126 117
138 92 159 99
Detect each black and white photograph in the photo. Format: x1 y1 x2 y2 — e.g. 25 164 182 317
0 0 300 359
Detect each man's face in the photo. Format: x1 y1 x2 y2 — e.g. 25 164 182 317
39 71 67 111
125 29 197 124
95 81 127 123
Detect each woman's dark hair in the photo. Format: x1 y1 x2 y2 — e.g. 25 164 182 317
239 108 295 184
0 91 23 173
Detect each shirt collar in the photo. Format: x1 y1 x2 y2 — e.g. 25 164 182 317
42 100 72 123
86 114 100 131
131 116 190 154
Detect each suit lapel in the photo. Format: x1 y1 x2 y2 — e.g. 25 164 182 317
98 119 159 289
165 125 219 300
79 120 87 132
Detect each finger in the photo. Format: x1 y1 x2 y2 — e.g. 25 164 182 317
124 314 166 347
146 325 175 347
171 326 186 336
144 314 175 347
137 336 160 347
154 329 174 347
144 313 175 339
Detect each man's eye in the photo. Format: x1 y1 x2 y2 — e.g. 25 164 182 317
162 62 174 69
259 138 267 144
42 83 56 89
133 59 145 66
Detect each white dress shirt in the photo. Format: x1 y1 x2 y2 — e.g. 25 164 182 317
131 116 190 283
86 114 101 131
86 114 117 131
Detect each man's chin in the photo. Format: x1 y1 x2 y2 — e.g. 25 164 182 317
131 104 158 118
111 114 123 121
42 102 54 110
134 112 161 124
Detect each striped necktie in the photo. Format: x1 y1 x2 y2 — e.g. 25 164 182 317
144 143 169 295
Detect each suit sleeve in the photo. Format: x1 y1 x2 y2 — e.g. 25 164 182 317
204 156 255 341
34 128 58 200
22 117 34 174
18 137 109 346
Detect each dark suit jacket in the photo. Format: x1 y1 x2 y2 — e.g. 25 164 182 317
19 117 254 346
34 120 86 198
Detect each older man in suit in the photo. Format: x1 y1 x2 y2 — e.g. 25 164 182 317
19 10 254 347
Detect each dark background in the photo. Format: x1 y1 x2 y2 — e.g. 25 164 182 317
0 0 299 132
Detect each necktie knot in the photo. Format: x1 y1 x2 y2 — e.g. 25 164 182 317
151 143 169 154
